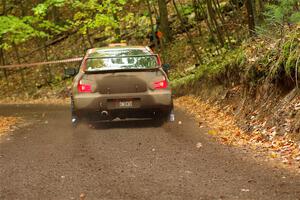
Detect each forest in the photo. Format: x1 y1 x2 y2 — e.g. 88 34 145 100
0 0 299 96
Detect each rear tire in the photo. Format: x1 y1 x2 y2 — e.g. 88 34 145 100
71 97 80 128
71 116 79 128
153 111 171 126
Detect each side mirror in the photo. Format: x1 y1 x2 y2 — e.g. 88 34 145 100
64 68 78 77
162 63 170 72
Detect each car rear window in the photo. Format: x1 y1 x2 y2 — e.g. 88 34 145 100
89 48 151 57
85 48 159 72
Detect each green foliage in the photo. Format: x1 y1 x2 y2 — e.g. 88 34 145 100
264 0 300 26
245 29 300 86
0 0 132 50
171 48 245 88
0 0 72 49
0 16 47 49
66 0 130 40
37 19 69 34
120 13 150 39
178 3 194 16
33 0 66 17
272 35 299 79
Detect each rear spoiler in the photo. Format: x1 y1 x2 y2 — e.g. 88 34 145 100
84 67 160 74
86 54 160 60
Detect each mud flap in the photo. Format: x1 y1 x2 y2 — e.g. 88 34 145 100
169 109 175 122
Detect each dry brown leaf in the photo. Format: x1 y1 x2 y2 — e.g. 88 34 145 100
0 116 22 136
175 96 300 172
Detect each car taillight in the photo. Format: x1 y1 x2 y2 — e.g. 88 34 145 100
78 80 92 93
154 79 168 89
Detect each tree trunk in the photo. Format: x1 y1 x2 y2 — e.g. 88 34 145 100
146 0 159 51
172 0 202 64
197 0 218 45
252 0 256 24
192 0 202 35
81 35 88 51
20 0 27 16
212 0 231 47
43 42 53 83
51 6 60 22
157 0 172 42
0 47 8 83
86 28 94 48
113 13 121 43
227 0 242 42
0 0 8 83
245 0 255 36
206 0 224 46
12 43 26 86
257 0 264 22
1 0 6 15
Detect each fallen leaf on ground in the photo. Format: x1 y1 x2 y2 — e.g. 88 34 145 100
241 188 250 192
0 117 22 137
175 96 300 172
196 142 203 149
208 130 217 135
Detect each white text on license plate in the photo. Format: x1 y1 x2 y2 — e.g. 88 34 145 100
119 101 133 107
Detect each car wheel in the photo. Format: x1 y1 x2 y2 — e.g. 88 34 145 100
159 109 175 122
153 112 170 126
71 116 79 128
70 96 80 128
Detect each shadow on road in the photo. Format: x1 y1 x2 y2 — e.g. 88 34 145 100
78 119 165 130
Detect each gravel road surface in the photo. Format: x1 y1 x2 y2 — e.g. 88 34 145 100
0 104 299 200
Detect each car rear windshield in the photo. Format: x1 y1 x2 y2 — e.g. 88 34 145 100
85 49 159 72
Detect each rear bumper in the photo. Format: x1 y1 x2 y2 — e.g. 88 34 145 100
73 90 172 120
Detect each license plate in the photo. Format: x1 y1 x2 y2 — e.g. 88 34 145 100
119 101 133 107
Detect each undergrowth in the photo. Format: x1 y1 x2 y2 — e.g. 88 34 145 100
170 27 300 91
171 47 245 88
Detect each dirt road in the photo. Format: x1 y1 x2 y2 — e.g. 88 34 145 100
0 104 299 200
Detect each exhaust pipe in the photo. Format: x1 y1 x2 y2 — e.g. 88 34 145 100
101 111 109 116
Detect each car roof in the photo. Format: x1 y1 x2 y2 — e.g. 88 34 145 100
86 46 154 56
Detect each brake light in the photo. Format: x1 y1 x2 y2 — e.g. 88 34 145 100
154 79 168 89
78 80 92 93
